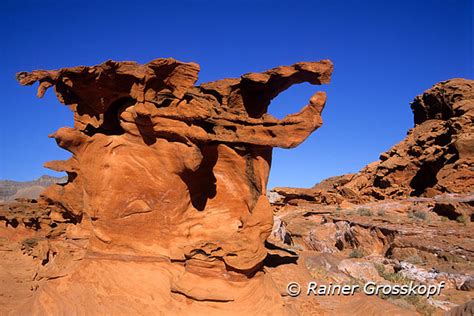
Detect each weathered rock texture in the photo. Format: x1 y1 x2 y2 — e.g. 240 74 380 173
268 194 474 315
273 79 474 207
267 79 474 315
1 58 332 314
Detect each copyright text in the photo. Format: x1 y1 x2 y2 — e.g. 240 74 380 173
286 281 445 298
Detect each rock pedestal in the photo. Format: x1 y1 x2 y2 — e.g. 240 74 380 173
11 58 333 314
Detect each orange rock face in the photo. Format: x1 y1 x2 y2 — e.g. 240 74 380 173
266 79 474 315
2 58 332 314
273 79 474 206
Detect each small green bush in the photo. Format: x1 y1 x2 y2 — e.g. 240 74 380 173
377 209 386 216
374 263 385 275
406 254 424 265
456 215 468 224
374 264 411 284
409 210 427 220
380 271 411 284
357 208 373 216
348 248 365 258
376 266 434 316
404 295 436 316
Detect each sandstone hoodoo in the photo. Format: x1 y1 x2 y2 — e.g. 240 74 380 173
1 58 333 314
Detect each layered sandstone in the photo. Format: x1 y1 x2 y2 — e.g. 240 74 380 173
1 58 332 314
273 79 474 208
268 79 474 315
267 194 474 315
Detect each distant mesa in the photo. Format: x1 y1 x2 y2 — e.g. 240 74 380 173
0 175 67 202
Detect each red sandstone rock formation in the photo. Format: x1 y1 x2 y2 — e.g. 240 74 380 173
266 79 474 315
273 79 474 208
1 58 332 314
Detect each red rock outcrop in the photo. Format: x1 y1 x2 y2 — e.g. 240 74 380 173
273 79 474 207
267 79 474 315
267 194 474 315
1 58 332 314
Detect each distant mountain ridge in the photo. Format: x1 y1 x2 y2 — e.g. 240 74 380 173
0 175 67 202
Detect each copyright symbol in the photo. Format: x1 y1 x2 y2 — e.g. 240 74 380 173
287 282 301 297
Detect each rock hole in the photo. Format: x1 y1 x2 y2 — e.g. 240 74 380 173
432 203 461 220
409 160 445 196
84 97 135 136
267 82 325 120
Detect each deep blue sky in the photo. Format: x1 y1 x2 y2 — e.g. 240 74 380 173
0 0 472 188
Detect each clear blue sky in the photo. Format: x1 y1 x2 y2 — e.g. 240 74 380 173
0 0 472 188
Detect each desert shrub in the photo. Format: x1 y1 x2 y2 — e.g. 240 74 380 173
440 216 448 222
413 210 427 220
408 210 427 220
374 263 385 276
347 277 364 288
376 268 434 315
377 209 386 216
357 208 373 216
456 215 468 224
348 248 365 258
380 271 411 284
406 254 424 265
404 295 436 316
374 264 411 284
